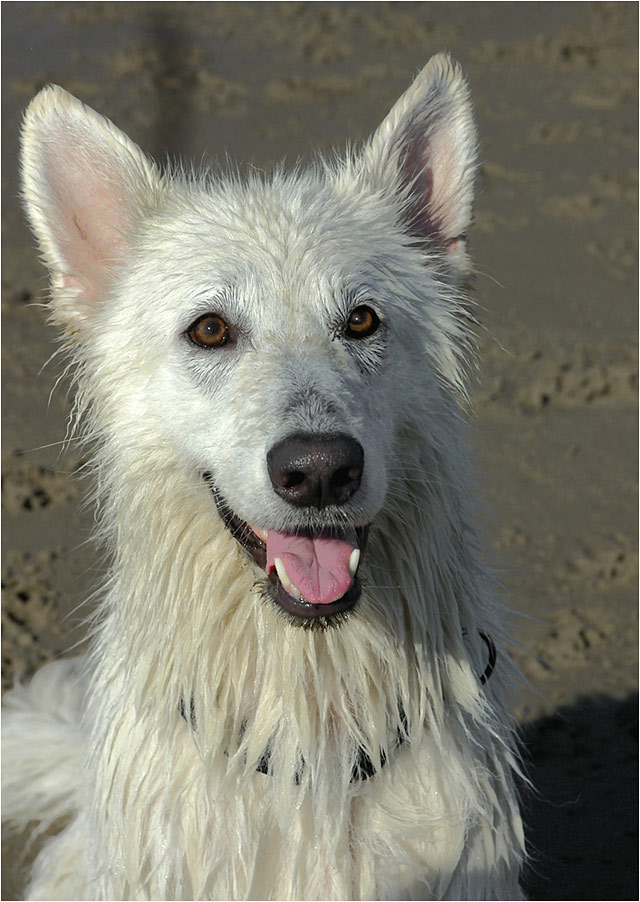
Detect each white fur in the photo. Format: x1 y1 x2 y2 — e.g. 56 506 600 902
3 54 525 900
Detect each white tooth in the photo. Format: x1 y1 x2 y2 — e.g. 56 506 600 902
349 548 361 577
274 557 302 599
274 557 290 590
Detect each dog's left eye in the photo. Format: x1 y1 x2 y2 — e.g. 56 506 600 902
345 305 380 339
187 314 229 348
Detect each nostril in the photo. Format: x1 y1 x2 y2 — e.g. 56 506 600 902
280 470 306 489
267 432 364 509
332 466 359 489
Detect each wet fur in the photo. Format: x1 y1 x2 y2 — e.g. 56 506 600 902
2 55 525 899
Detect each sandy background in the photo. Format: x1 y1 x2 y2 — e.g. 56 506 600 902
1 2 637 899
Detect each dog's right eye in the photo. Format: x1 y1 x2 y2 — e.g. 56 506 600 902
345 305 380 340
187 314 229 348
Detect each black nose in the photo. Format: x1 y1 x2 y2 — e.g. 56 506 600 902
267 432 364 509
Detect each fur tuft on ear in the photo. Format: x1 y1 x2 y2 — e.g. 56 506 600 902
20 86 161 334
361 53 478 277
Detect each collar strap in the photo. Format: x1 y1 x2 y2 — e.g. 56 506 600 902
178 701 407 783
478 631 497 685
178 632 496 780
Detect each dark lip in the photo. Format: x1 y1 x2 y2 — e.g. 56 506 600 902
204 473 368 620
272 574 362 618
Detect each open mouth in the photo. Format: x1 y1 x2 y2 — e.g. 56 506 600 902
205 476 368 620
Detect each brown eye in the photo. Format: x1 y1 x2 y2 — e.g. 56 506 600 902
345 305 380 339
187 314 229 348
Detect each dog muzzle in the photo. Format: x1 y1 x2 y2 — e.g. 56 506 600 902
205 474 368 620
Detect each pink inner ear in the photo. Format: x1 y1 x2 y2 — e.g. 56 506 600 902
399 116 473 249
44 142 131 298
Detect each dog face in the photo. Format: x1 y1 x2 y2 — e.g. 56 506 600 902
21 54 477 621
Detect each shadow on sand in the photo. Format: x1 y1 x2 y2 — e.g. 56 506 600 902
520 692 638 901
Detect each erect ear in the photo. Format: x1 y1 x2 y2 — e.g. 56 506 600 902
20 85 160 335
361 53 478 278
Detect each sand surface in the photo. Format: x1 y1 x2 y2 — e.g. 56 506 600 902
2 3 637 899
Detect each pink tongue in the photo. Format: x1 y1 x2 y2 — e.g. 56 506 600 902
266 531 356 605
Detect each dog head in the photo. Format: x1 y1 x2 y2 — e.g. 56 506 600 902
21 54 477 623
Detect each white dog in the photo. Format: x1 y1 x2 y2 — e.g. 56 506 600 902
2 54 525 900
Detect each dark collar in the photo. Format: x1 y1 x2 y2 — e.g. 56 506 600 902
178 631 495 782
178 697 406 783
